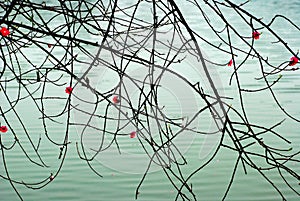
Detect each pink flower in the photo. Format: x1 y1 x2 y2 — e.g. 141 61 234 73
228 59 233 67
0 27 10 37
0 126 8 133
65 86 73 94
112 95 120 104
252 31 260 40
289 56 298 66
130 131 136 138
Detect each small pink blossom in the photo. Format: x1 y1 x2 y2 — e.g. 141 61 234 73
112 95 120 104
130 131 136 138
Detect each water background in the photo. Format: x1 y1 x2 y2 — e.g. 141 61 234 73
0 0 299 200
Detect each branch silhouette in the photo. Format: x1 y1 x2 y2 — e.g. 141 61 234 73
0 0 299 200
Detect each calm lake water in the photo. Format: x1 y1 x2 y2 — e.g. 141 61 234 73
0 0 299 200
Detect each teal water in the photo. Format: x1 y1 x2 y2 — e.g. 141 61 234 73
0 0 299 200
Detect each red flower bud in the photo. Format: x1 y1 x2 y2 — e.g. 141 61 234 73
252 31 260 40
0 27 10 37
0 126 8 133
289 56 298 66
65 86 73 94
